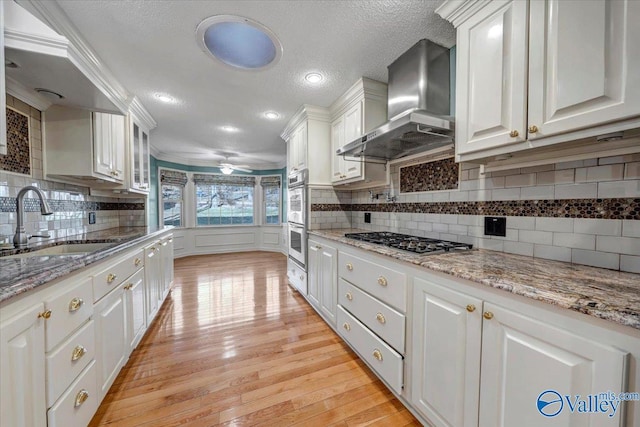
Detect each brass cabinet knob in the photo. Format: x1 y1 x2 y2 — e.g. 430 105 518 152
68 297 83 312
345 292 353 301
315 245 322 249
376 312 386 324
528 125 539 133
106 273 117 283
168 238 173 243
74 389 89 407
161 241 168 246
372 349 383 361
343 322 351 331
299 275 303 280
466 304 476 313
346 263 353 271
124 283 133 291
377 276 388 287
37 310 52 319
483 311 494 320
71 345 87 362
509 130 519 138
134 258 141 267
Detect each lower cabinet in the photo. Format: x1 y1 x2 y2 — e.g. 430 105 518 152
307 238 337 326
0 303 47 427
145 241 161 325
124 268 146 356
47 361 98 427
160 235 174 301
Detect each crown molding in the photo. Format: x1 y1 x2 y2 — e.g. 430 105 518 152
151 149 286 170
280 104 330 141
5 76 52 111
435 0 488 27
128 96 157 130
329 77 387 119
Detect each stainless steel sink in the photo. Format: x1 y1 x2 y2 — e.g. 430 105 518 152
4 243 115 258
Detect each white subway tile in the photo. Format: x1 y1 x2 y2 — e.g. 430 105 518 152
458 235 478 246
521 164 555 173
520 230 553 245
620 255 640 274
490 228 519 241
503 241 534 256
506 173 536 188
534 244 572 262
521 185 555 200
441 214 458 224
450 190 470 201
625 162 640 179
599 156 628 165
574 218 622 236
492 188 521 200
535 217 574 232
598 180 640 198
584 164 624 182
596 235 640 255
622 220 640 238
572 249 620 270
432 191 450 202
554 183 597 199
468 190 492 201
433 223 449 232
449 224 468 235
468 225 484 237
418 222 433 232
552 232 595 250
556 160 585 170
440 233 458 241
477 238 504 251
460 179 479 191
507 216 535 230
537 170 575 185
458 215 483 226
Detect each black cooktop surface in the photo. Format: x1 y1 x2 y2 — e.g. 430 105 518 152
344 232 473 254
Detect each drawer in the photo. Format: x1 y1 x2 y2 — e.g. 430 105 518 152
44 276 93 352
287 257 307 295
338 279 405 354
47 360 98 427
337 306 403 394
93 248 144 302
339 251 407 312
46 319 95 406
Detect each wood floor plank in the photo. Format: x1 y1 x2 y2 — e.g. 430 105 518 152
90 251 421 426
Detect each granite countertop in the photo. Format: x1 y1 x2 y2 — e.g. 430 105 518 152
0 226 174 304
309 229 640 331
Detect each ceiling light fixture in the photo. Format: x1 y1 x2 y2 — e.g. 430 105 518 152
305 72 324 84
221 125 238 133
263 111 280 120
34 88 64 100
220 166 234 175
196 15 283 70
154 93 176 103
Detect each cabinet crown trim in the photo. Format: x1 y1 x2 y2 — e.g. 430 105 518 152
436 0 489 27
329 77 387 119
128 96 157 130
280 104 330 141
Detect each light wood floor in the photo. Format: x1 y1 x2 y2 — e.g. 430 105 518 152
90 251 420 426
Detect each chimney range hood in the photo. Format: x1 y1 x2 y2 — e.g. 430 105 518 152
337 39 454 161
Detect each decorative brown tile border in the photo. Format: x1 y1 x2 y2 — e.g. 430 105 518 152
0 197 144 212
400 157 458 193
312 198 640 220
1 108 31 175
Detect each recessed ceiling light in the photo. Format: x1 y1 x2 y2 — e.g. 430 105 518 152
263 111 280 120
35 88 64 100
154 93 176 103
305 72 324 84
221 125 239 133
196 15 283 70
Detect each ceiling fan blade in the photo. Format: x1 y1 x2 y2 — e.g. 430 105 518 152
233 166 253 173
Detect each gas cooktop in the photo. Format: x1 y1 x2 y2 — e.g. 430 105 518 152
344 232 473 254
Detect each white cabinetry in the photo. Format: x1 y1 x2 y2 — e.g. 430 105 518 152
123 101 155 194
330 78 388 188
44 105 127 184
307 238 337 325
145 240 162 325
439 0 640 165
281 105 331 186
0 2 7 156
124 268 146 355
160 234 174 300
0 303 47 427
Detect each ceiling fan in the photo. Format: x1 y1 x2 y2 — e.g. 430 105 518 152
213 154 253 175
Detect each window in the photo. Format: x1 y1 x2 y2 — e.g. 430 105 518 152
261 176 281 224
160 169 188 227
194 174 256 226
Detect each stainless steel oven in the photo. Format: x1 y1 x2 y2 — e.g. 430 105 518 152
287 168 308 287
287 169 307 226
288 222 306 268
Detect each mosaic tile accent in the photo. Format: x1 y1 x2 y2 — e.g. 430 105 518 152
1 108 31 175
0 197 144 213
311 198 640 220
400 157 458 193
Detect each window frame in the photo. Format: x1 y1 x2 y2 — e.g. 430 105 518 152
159 167 186 228
260 175 282 226
193 173 257 227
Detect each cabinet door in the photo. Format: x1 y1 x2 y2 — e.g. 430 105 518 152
319 244 337 326
0 3 6 155
111 114 125 181
94 284 126 400
411 278 482 427
331 117 345 182
0 303 47 427
161 236 174 300
145 243 161 324
479 302 628 426
93 112 113 177
141 129 150 190
455 0 528 155
307 241 320 307
528 0 640 139
125 269 146 356
296 122 308 171
343 102 363 179
132 122 141 188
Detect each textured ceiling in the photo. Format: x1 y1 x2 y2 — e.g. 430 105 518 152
56 0 455 168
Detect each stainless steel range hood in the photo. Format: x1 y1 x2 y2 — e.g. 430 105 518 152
337 39 454 161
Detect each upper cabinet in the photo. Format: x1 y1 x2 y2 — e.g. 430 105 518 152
438 0 640 167
281 105 331 186
122 98 156 195
0 3 7 155
330 78 388 189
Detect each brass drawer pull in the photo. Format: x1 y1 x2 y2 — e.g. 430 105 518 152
377 276 387 287
376 312 386 324
161 241 168 246
134 258 141 267
509 130 519 138
74 389 89 407
528 125 539 133
345 292 353 301
106 273 117 283
466 304 476 313
372 349 383 362
346 263 353 271
68 297 83 312
124 283 133 291
71 345 87 362
37 310 52 319
168 238 173 243
343 322 351 332
483 311 494 320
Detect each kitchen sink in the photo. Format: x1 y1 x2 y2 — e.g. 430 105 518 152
4 243 115 258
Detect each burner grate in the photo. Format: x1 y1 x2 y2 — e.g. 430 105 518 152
344 232 472 254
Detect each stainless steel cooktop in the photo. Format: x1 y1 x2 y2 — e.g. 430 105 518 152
344 232 472 254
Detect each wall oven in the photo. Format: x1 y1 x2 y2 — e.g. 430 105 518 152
287 169 308 294
288 222 306 267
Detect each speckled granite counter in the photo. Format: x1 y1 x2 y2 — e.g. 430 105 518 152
310 229 640 331
0 226 173 303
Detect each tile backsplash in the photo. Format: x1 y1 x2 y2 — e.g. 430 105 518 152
0 94 146 244
311 151 640 273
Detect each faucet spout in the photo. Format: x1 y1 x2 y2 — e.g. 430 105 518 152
13 186 53 247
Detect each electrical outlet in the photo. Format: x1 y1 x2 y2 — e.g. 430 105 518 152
364 212 371 224
484 217 506 236
88 212 96 225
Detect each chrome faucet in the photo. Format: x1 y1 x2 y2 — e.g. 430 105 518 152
13 186 53 247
